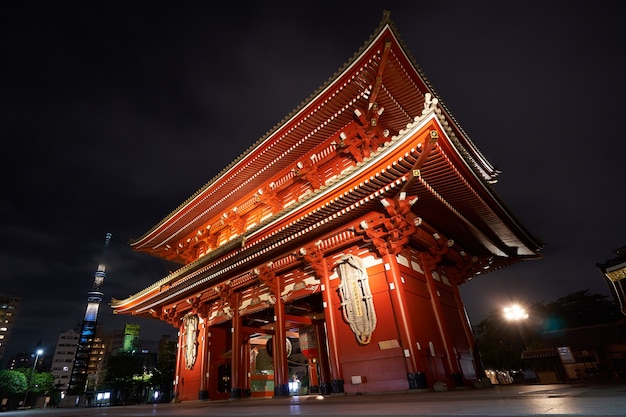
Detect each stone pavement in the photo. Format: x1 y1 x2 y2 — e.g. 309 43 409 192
5 381 626 417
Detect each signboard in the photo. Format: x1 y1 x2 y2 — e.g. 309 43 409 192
557 346 576 364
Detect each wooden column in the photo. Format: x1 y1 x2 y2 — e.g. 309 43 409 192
198 317 210 399
421 252 460 381
302 243 339 391
174 321 184 402
230 292 244 398
452 282 484 379
313 320 330 391
255 263 289 397
359 196 424 389
272 283 289 397
318 259 342 384
382 253 419 375
242 335 251 397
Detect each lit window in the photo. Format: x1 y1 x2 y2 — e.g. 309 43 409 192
0 327 7 331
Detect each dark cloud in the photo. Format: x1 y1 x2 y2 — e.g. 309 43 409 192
2 1 624 363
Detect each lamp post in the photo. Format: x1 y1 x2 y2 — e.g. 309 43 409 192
22 348 43 407
504 304 528 349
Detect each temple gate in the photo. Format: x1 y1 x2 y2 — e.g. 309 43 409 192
112 12 542 401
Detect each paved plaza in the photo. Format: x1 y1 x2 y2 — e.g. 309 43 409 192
4 381 626 417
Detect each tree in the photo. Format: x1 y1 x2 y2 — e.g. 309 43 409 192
537 289 621 331
473 290 621 372
0 370 27 410
30 372 54 397
151 340 176 403
474 309 528 370
10 367 54 407
0 370 27 395
101 353 152 405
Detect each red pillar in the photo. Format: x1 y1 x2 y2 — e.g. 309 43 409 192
242 335 251 396
272 282 289 396
319 263 342 384
313 321 329 392
382 253 420 375
300 325 321 393
452 282 483 379
231 293 244 398
421 253 460 382
308 358 320 392
199 318 209 399
173 322 184 402
255 265 290 396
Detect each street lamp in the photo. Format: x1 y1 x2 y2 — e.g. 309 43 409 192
22 348 43 407
504 304 529 349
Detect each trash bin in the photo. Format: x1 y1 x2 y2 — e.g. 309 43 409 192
274 383 290 397
320 382 332 395
331 379 344 393
452 373 464 387
415 372 428 389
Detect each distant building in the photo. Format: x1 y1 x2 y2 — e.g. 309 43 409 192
157 334 174 354
57 327 106 408
68 233 111 395
60 324 147 408
7 351 30 370
84 328 106 394
597 246 626 315
0 294 20 366
103 328 124 355
522 319 626 382
123 324 141 353
7 348 45 371
50 328 80 391
102 323 142 357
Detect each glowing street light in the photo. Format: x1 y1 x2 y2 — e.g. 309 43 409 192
504 304 529 321
22 348 44 408
504 305 529 349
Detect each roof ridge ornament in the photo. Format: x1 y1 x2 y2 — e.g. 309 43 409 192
381 9 392 26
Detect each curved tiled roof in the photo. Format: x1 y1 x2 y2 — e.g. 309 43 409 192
112 11 547 318
129 12 523 260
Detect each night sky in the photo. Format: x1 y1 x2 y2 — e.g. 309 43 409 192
2 1 624 366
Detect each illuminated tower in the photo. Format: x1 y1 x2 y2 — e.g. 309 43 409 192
68 233 112 395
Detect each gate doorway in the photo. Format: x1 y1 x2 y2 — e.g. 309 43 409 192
243 293 327 397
